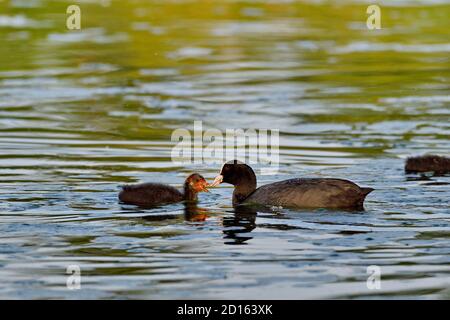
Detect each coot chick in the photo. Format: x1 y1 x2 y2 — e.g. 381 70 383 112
405 155 450 174
211 161 373 209
119 173 208 207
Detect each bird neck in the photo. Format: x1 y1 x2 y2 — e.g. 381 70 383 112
232 172 257 205
183 183 198 202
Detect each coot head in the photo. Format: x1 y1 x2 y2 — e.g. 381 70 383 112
185 173 209 192
211 160 256 187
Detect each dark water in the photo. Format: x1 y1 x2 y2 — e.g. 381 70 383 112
0 0 449 299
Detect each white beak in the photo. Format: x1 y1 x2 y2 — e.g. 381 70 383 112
211 175 223 187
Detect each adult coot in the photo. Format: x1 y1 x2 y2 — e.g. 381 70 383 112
211 161 373 209
119 173 208 207
405 155 450 174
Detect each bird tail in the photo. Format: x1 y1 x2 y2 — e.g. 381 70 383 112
361 188 374 197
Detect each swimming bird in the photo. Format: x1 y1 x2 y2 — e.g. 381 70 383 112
405 155 450 174
119 173 209 207
211 160 373 209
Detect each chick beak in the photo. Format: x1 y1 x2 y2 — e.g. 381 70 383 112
195 179 209 192
210 175 223 187
201 180 210 192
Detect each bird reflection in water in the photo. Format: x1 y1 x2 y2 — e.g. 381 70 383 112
222 206 257 245
135 203 257 245
130 202 212 222
183 202 211 222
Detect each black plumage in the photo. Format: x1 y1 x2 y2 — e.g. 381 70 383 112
405 155 450 174
212 161 373 209
119 173 208 207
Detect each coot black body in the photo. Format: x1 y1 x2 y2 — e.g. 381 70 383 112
119 173 208 207
405 155 450 174
211 161 373 209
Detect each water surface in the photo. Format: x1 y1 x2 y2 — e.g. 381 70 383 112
0 0 449 299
